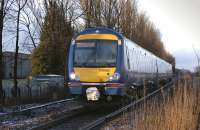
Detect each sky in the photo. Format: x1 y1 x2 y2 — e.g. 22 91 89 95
138 0 200 71
3 0 199 71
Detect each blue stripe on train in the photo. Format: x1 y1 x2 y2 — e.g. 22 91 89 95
69 87 125 96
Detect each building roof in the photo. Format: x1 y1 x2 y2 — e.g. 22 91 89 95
3 51 31 59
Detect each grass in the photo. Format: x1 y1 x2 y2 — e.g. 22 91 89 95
103 75 200 130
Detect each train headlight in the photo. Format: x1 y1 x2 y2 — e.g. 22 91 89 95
109 73 120 81
69 72 80 81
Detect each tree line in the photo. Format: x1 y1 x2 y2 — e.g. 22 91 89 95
32 0 175 76
80 0 175 64
0 0 175 101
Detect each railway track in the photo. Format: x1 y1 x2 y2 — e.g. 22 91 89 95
0 98 84 130
49 104 119 130
79 79 176 130
29 105 86 130
40 79 176 130
0 79 176 130
3 98 75 116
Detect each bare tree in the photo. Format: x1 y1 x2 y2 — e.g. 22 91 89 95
192 44 200 76
23 0 45 49
0 0 5 101
21 9 37 49
12 0 28 98
193 44 200 67
0 0 15 103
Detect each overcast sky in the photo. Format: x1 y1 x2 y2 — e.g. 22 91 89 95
138 0 200 71
3 0 199 71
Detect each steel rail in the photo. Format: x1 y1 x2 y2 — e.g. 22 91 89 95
4 98 75 116
80 79 176 130
28 105 85 130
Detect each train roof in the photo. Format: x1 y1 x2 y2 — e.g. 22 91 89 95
75 27 172 65
75 27 124 40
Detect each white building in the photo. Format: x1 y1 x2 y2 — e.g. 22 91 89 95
3 51 31 79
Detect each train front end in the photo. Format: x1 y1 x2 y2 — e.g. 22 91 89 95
67 28 124 101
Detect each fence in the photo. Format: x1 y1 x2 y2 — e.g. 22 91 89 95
2 79 68 106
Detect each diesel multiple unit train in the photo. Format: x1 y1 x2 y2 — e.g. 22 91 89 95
67 27 173 101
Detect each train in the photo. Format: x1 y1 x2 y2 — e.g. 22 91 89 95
67 27 173 101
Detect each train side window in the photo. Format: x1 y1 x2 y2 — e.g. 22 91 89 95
144 53 147 72
126 46 131 70
132 48 135 70
136 48 139 72
127 53 131 70
138 50 141 72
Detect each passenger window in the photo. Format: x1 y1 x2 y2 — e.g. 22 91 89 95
126 46 130 70
132 48 134 70
127 53 130 70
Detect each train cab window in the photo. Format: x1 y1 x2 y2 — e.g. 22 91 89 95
74 40 118 67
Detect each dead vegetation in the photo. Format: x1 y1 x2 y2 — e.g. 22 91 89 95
103 76 200 130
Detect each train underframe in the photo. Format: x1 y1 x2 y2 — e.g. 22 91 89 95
68 77 171 103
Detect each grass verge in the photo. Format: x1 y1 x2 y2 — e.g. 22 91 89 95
103 76 200 130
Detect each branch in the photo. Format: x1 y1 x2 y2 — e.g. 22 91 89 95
192 44 200 66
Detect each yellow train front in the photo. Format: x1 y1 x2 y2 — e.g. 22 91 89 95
67 27 173 102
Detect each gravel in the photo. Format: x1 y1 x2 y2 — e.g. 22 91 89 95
0 101 83 130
